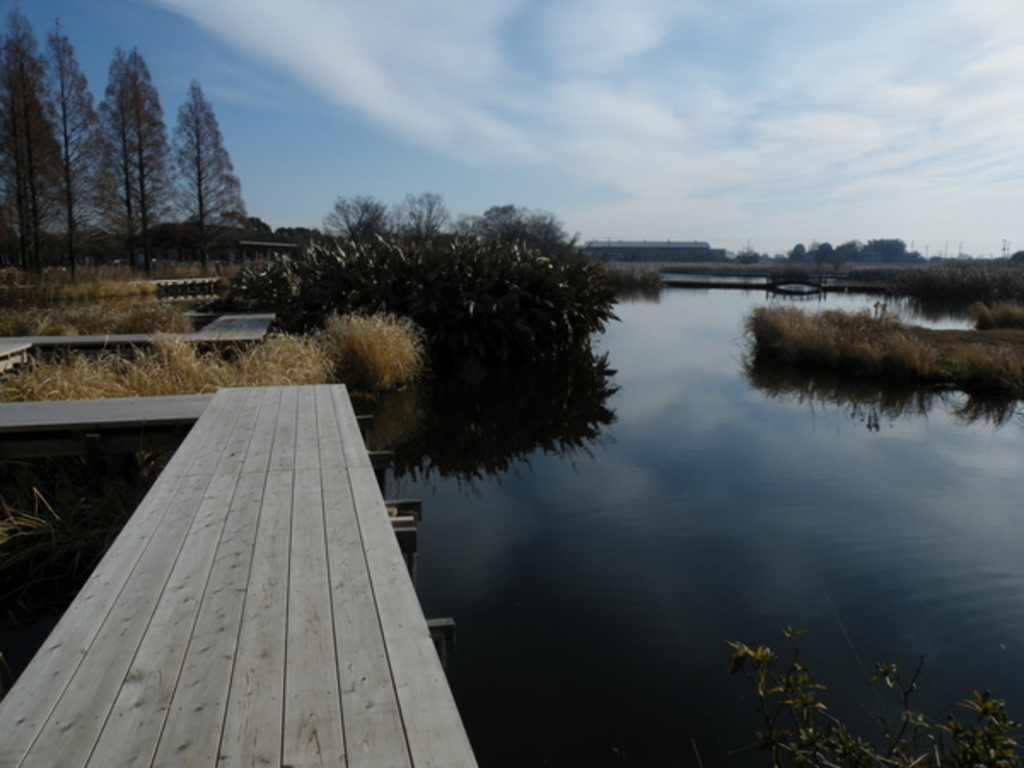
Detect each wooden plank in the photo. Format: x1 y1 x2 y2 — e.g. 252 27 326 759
317 386 412 768
0 394 214 434
0 391 241 765
268 386 299 472
348 462 476 767
3 392 250 766
282 387 346 766
84 473 242 767
216 469 292 765
189 314 274 342
0 340 30 372
149 471 265 764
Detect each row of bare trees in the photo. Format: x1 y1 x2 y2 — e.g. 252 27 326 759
0 10 244 274
323 194 572 254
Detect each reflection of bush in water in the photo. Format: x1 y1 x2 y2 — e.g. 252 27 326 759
373 350 618 484
745 360 1019 429
360 387 423 451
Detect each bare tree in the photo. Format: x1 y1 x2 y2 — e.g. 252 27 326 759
456 204 570 254
323 195 389 241
47 20 109 275
393 192 450 241
0 10 60 271
100 47 170 273
172 79 244 266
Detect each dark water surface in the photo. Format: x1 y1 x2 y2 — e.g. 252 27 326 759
380 288 1024 766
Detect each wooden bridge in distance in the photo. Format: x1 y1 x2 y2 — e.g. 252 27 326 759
0 385 477 767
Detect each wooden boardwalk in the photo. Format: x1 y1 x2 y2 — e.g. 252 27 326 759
0 340 31 372
0 394 214 459
0 313 275 355
0 385 477 767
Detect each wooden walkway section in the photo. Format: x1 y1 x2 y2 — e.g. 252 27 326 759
0 340 31 372
0 394 214 459
0 313 275 356
0 385 477 767
153 277 221 299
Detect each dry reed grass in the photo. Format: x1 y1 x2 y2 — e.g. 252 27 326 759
746 305 1024 396
0 334 329 401
969 302 1024 330
598 262 664 290
0 302 193 336
315 313 426 392
0 454 169 616
0 313 426 401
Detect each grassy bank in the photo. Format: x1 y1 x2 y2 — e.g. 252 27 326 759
745 305 1024 397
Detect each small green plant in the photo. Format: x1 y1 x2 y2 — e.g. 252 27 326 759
730 629 1021 766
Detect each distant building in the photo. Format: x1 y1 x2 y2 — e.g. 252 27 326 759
582 240 727 262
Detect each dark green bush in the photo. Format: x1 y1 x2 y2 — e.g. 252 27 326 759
226 238 617 366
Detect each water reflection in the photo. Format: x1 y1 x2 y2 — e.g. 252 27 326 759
366 348 619 484
745 361 1021 428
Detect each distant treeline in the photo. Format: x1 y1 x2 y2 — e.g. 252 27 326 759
735 238 1024 267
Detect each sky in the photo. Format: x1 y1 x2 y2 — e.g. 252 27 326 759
11 0 1024 256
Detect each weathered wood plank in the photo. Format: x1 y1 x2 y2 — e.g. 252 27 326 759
84 473 242 767
0 340 30 372
283 388 346 766
216 468 292 765
348 462 476 767
0 390 242 765
0 394 214 434
150 471 265 765
317 385 413 768
13 391 252 766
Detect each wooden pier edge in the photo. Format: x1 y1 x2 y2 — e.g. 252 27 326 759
0 385 477 767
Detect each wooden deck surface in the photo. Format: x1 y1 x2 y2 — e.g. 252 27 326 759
0 385 477 767
0 340 31 372
0 313 275 352
0 394 215 459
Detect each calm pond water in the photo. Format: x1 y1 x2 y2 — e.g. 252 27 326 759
373 288 1024 766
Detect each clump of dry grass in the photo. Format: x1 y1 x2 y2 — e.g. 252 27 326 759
315 313 426 392
0 312 426 401
745 305 1024 396
969 301 1024 330
0 334 330 401
0 302 192 336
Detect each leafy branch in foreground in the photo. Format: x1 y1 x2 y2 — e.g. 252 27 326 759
730 629 1021 766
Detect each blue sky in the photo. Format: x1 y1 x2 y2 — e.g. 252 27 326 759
13 0 1024 256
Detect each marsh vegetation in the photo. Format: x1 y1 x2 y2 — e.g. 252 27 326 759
744 304 1024 398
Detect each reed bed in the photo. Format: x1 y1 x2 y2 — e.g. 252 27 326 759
598 261 664 291
969 301 1024 330
745 305 1024 397
892 262 1024 304
0 454 169 617
0 302 193 336
0 335 329 401
0 312 425 401
315 313 426 392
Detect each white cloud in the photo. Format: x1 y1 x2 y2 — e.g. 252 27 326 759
147 0 1024 242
